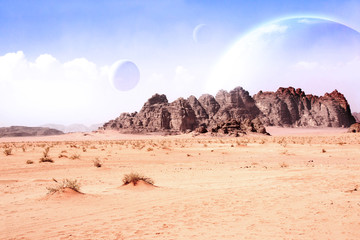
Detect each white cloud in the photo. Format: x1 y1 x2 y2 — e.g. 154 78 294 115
33 54 58 70
258 24 288 34
297 18 321 24
0 51 112 125
63 58 98 82
175 65 187 75
0 51 27 81
294 61 319 69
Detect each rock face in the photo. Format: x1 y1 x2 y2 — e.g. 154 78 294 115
0 126 64 137
102 86 356 134
348 123 360 133
254 87 355 127
103 94 198 134
353 112 360 122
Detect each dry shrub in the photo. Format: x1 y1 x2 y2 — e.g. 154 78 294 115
47 178 81 194
93 158 102 168
122 172 154 186
70 154 80 160
26 160 34 164
3 148 12 156
280 162 289 168
39 147 54 163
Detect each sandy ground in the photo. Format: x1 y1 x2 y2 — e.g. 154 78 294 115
1 128 360 239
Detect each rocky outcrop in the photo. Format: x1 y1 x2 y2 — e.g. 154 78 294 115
213 87 260 123
254 87 355 127
102 86 355 134
210 118 268 136
348 123 360 133
102 94 198 133
0 126 64 137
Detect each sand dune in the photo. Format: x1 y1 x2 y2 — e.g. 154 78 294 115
1 128 360 239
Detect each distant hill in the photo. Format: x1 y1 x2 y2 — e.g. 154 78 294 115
0 126 63 137
40 123 103 133
353 112 360 122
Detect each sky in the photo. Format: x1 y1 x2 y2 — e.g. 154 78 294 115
0 0 360 126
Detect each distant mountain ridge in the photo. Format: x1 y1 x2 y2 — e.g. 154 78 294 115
0 126 63 137
101 86 356 134
40 123 102 133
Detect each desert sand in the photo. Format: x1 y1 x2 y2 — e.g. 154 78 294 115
1 128 360 239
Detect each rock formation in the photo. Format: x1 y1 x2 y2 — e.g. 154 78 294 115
0 126 64 137
254 87 355 127
348 123 360 133
102 86 356 134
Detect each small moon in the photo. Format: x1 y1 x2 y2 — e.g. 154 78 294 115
109 60 140 91
193 24 207 43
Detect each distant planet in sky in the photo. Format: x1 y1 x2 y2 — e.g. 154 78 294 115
109 60 140 91
193 24 211 44
208 17 360 111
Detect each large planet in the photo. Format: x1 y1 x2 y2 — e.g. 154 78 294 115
207 17 360 111
109 60 140 91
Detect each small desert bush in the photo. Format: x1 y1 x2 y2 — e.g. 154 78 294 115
69 154 80 160
122 172 154 186
26 160 34 164
280 162 289 168
93 158 102 168
39 147 54 163
47 178 81 194
3 148 12 156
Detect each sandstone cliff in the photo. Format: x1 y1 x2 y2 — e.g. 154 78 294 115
254 87 355 127
102 86 355 134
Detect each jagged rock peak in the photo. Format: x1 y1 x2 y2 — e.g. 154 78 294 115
145 93 168 105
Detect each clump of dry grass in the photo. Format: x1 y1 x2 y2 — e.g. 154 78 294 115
39 147 54 163
93 158 102 168
47 178 81 194
122 172 154 186
26 160 34 164
3 148 12 156
69 154 80 160
280 162 289 168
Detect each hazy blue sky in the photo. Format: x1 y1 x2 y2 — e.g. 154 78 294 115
0 0 359 126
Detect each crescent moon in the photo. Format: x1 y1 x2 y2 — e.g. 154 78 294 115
193 24 206 43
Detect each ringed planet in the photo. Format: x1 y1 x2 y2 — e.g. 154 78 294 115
208 17 360 111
